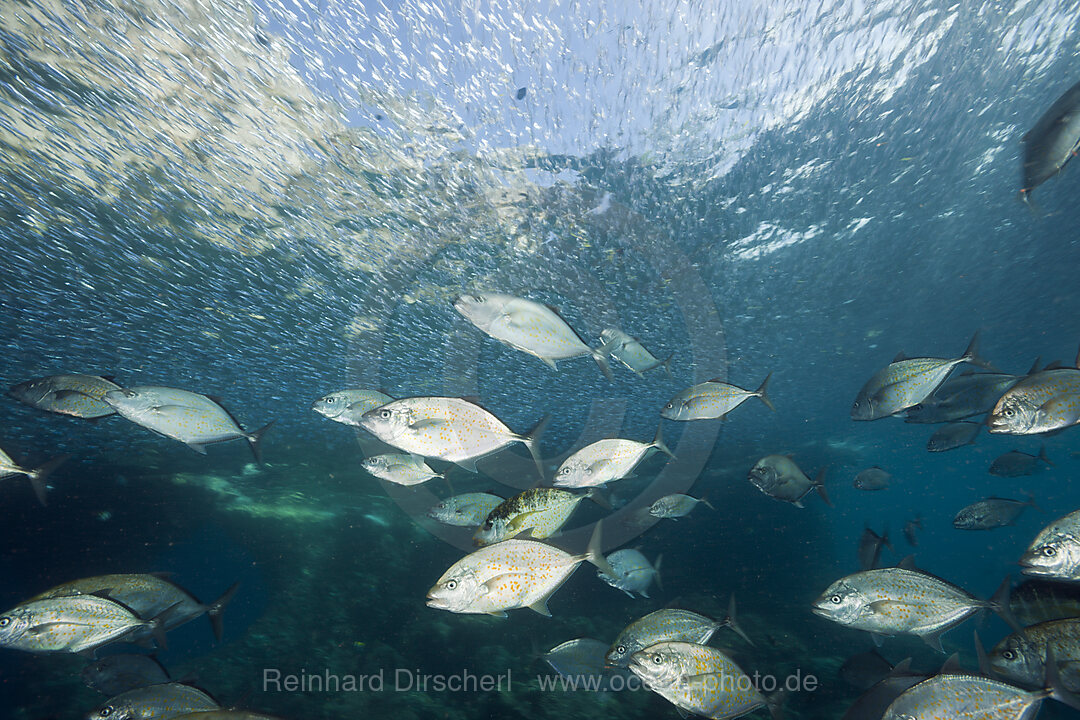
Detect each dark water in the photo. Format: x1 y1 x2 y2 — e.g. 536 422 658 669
1 1 1080 718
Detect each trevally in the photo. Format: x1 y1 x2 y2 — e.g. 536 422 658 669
426 493 503 527
989 447 1053 477
904 370 1024 424
881 672 1070 720
851 334 982 421
599 328 672 377
648 493 714 519
597 549 662 598
661 373 773 421
749 455 830 507
853 466 892 491
81 654 171 696
988 353 1080 435
553 426 673 488
311 389 393 427
989 618 1080 692
359 396 546 476
86 682 220 720
0 595 173 654
361 454 443 486
1021 510 1080 582
473 487 594 546
1020 79 1080 202
605 601 750 667
8 373 122 419
453 293 612 379
953 495 1038 531
543 638 634 692
926 421 981 452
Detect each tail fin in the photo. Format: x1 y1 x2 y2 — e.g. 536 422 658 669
960 331 997 371
521 415 551 481
207 582 240 643
987 577 1023 634
651 424 675 459
755 372 775 412
246 421 275 465
725 594 754 646
580 521 615 578
653 554 663 592
700 495 716 511
1039 445 1055 467
813 469 832 507
659 352 675 379
585 487 612 511
147 602 182 651
591 348 614 381
27 453 70 507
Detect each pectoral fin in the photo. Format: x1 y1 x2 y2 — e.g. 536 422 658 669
410 419 449 431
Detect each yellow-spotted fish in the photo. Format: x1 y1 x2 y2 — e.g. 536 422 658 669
605 601 751 667
629 641 771 720
454 293 612 379
361 454 443 486
359 396 546 476
0 595 174 654
599 328 673 377
426 523 612 616
988 350 1080 435
473 487 593 546
311 389 393 427
882 673 1066 720
1021 510 1080 582
554 425 674 488
103 386 273 463
661 374 773 421
852 334 982 421
989 618 1080 691
7 374 122 418
86 683 220 720
0 445 68 506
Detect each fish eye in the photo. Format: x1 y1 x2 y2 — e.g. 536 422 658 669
325 397 336 404
122 390 136 398
1042 546 1057 557
616 644 626 654
1004 408 1014 417
99 708 114 718
558 467 570 475
1002 650 1016 660
446 580 458 590
664 402 673 409
830 594 842 604
379 409 392 419
652 655 663 665
0 617 9 627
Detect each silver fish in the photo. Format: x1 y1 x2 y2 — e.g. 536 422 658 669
453 293 611 379
0 445 68 506
8 374 122 418
853 466 892 491
1021 510 1080 582
599 328 672 377
361 454 443 486
629 641 768 720
0 595 172 654
81 654 171 696
553 426 673 488
358 396 545 475
103 386 272 462
661 373 773 421
989 618 1080 692
473 487 593 546
926 421 981 452
953 496 1038 531
605 601 750 667
989 447 1053 477
882 673 1054 720
311 389 393 427
905 371 1023 424
543 638 634 691
988 357 1080 435
749 455 830 507
597 549 662 598
426 493 504 527
648 493 714 519
1020 79 1080 202
86 682 219 720
852 335 981 421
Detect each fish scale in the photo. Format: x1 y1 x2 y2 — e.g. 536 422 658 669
882 674 1048 720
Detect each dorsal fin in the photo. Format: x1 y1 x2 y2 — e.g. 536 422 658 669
897 555 918 571
1026 356 1042 375
939 653 962 675
892 351 907 363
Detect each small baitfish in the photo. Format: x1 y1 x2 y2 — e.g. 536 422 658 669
597 549 662 598
989 617 1080 692
629 641 769 720
988 354 1080 435
86 682 220 720
989 447 1053 477
852 334 981 421
473 487 593 546
361 454 443 486
605 601 750 667
881 673 1060 720
0 595 172 654
542 638 634 692
953 495 1038 531
648 493 714 519
598 328 673 377
453 293 612 379
426 493 504 527
812 566 1007 650
660 373 773 421
1020 509 1080 582
926 421 981 452
748 455 830 507
553 425 673 488
426 524 611 617
81 654 171 696
1020 79 1080 202
103 386 273 463
311 389 393 427
359 396 546 476
853 466 892 491
8 374 122 418
0 445 68 506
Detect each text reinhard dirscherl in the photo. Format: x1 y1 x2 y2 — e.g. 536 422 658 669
262 668 819 694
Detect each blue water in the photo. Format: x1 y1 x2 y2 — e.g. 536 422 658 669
2 0 1080 718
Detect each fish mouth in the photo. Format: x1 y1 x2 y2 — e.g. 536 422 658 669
810 605 832 619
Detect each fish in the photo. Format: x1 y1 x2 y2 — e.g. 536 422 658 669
660 373 774 421
858 527 892 571
473 487 594 546
881 672 1060 720
840 648 895 690
597 549 662 598
989 446 1054 477
542 638 634 692
812 566 1009 650
598 328 673 377
988 355 1080 435
953 495 1039 530
311 389 393 427
81 654 171 696
904 371 1023 424
1011 579 1080 626
426 493 504 527
853 466 892 491
648 493 714 519
989 618 1080 692
358 396 546 476
926 421 981 452
0 595 173 654
605 600 751 667
1020 79 1080 202
425 522 611 617
102 386 273 463
7 374 122 418
453 293 612 379
1020 509 1080 582
32 574 239 643
748 455 830 507
841 660 928 720
851 334 982 420
0 446 69 506
629 641 769 720
553 425 674 488
361 454 443 486
86 682 220 720
903 517 923 547
171 713 283 720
